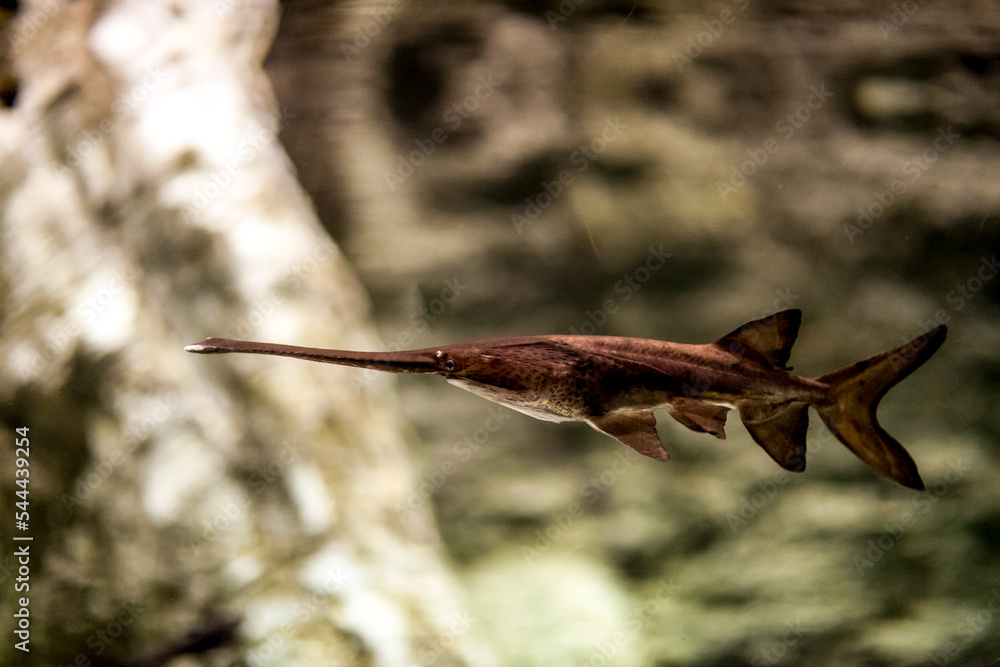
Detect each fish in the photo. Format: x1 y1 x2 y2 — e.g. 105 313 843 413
185 310 947 489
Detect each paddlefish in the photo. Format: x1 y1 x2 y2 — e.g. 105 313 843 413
186 310 946 489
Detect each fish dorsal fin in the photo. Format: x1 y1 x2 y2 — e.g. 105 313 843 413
715 309 802 370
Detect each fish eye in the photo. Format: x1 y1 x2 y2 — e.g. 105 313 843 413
435 350 457 372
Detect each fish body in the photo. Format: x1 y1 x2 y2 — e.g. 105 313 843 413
186 310 946 489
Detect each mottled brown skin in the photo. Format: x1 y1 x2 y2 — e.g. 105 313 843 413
186 310 947 489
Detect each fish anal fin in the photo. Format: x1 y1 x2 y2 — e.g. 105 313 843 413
667 398 729 440
739 401 809 472
588 410 669 462
716 309 802 370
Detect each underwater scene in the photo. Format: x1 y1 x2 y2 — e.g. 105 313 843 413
1 1 998 665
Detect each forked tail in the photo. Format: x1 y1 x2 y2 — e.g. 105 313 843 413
814 325 947 490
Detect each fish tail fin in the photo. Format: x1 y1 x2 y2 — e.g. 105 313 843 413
813 325 947 490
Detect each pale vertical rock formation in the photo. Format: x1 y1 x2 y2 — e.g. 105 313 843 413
0 1 490 665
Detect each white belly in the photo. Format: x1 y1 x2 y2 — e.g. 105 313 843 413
446 378 574 423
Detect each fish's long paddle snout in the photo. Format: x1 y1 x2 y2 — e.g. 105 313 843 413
185 337 239 354
184 338 443 373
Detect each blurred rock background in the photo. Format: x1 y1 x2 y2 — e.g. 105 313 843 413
1 0 999 665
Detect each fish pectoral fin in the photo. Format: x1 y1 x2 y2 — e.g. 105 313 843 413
667 398 730 439
715 309 801 370
738 401 809 472
588 410 669 462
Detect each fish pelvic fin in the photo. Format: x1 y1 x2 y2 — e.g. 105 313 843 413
813 325 948 490
588 410 669 462
715 309 802 370
738 401 809 472
667 397 729 439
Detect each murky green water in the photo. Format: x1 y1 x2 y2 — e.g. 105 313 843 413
317 5 1000 664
